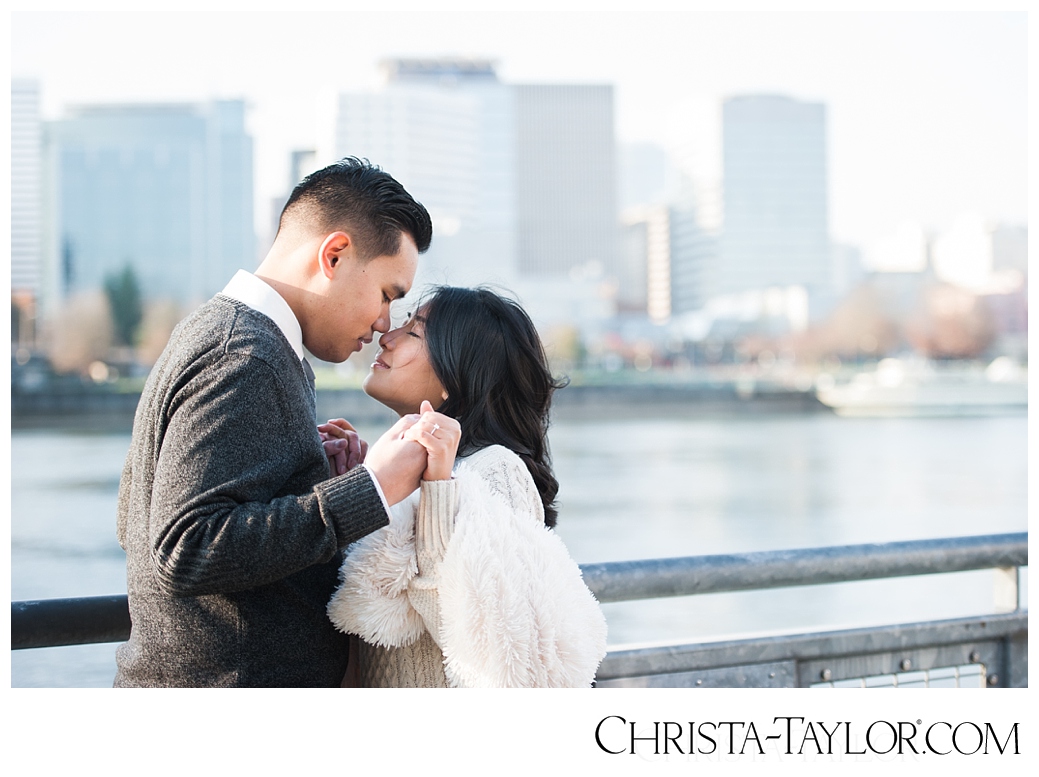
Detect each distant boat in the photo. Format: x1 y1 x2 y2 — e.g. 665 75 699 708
815 358 1027 418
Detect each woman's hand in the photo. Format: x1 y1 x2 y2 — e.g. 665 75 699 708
401 400 461 481
318 418 369 476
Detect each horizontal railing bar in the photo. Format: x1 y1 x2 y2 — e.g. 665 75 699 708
11 533 1027 650
11 595 132 650
595 610 1028 680
580 532 1027 603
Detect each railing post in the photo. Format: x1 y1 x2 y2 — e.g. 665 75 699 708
993 566 1021 612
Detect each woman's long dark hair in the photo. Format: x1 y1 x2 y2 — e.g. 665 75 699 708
421 286 568 528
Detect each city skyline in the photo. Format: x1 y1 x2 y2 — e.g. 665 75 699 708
44 100 255 312
10 8 1027 261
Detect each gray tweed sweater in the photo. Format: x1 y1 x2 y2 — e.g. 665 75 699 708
114 295 388 687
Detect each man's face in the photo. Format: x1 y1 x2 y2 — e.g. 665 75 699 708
305 233 419 363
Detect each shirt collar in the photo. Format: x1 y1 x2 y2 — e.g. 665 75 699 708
219 270 305 361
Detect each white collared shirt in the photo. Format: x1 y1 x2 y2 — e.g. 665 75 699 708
218 270 391 518
220 270 304 360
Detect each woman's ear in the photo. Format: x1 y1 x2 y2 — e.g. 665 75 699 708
441 390 449 401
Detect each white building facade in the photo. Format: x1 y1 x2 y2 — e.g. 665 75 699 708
12 79 42 296
718 95 830 309
331 59 517 293
11 79 43 344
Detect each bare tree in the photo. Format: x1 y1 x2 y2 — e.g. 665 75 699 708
137 300 186 366
791 284 902 364
905 284 996 359
44 291 115 374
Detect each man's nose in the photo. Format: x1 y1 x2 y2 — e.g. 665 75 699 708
372 304 393 334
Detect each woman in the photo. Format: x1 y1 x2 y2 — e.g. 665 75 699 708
324 286 607 687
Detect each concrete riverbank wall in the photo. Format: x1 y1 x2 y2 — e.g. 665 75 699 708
12 382 826 431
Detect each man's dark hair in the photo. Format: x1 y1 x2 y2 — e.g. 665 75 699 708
421 286 569 528
279 156 432 259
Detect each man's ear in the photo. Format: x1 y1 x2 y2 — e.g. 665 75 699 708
318 232 352 278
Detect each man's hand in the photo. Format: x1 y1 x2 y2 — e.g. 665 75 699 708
364 414 428 506
318 418 368 476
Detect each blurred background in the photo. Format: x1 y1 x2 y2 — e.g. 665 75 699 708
9 8 1028 686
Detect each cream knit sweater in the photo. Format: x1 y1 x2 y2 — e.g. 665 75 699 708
327 445 608 687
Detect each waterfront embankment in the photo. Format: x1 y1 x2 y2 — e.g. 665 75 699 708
11 380 825 431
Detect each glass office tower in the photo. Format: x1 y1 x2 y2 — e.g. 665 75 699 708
46 100 255 309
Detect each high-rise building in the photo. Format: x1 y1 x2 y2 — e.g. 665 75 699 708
11 79 43 344
618 142 670 211
620 205 672 323
513 84 618 279
718 95 830 307
43 100 255 312
332 59 516 291
505 83 619 338
621 202 716 323
668 205 716 317
831 242 866 298
330 61 620 337
266 149 318 249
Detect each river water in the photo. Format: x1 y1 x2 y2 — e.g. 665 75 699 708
10 412 1028 687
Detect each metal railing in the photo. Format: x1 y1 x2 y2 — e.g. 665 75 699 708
12 594 131 651
595 611 1028 688
581 532 1027 603
584 532 1028 688
11 532 1028 686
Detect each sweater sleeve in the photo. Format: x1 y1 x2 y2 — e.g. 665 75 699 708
401 479 459 648
406 478 460 651
147 352 387 597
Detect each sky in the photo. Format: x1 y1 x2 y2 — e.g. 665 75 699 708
10 5 1029 258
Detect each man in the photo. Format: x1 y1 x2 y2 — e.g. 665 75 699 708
115 158 433 686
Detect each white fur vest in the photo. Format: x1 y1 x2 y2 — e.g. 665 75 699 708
327 445 608 687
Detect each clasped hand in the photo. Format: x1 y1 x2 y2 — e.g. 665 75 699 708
400 400 461 481
318 419 368 476
319 400 460 484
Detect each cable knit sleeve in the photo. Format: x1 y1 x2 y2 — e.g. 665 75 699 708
407 478 460 652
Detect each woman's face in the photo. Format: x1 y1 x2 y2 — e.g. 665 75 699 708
362 307 447 416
